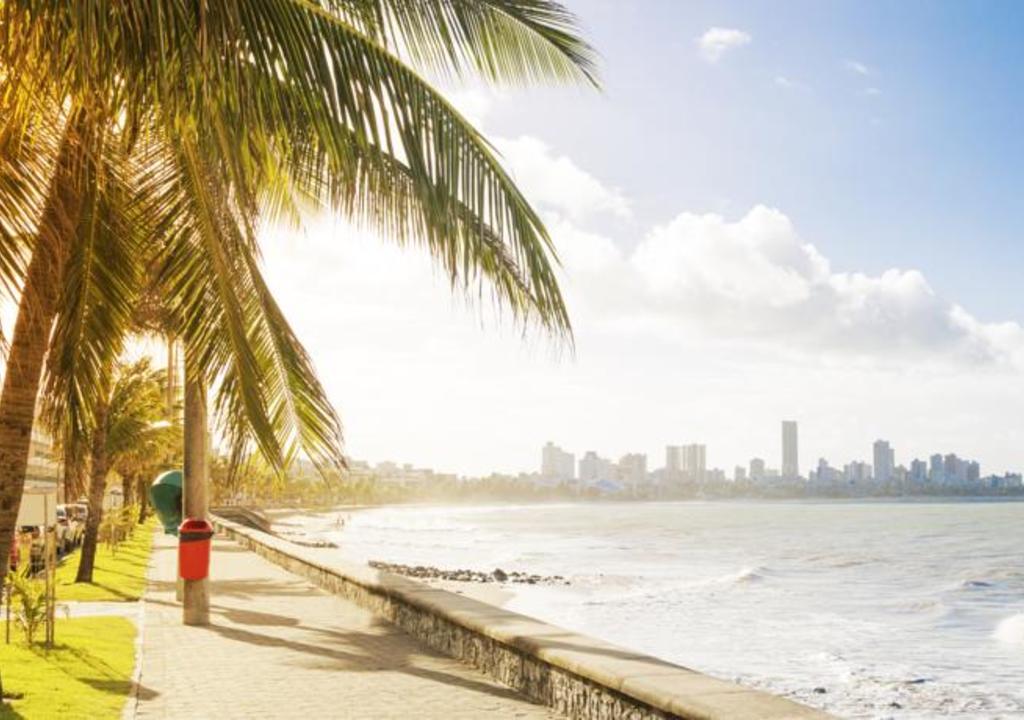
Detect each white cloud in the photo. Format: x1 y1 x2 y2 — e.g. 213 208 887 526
554 205 1024 367
863 86 881 96
844 59 870 75
443 86 497 127
494 136 631 222
774 76 808 91
697 27 752 63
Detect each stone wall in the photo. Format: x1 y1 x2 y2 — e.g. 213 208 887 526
213 517 831 720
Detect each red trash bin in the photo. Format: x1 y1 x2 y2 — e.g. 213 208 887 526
178 518 214 580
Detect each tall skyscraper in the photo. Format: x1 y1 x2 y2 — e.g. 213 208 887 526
873 440 895 483
680 444 706 483
665 445 682 478
909 458 928 483
781 421 799 479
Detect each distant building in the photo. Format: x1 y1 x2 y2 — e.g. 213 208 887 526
705 468 726 484
749 457 766 482
909 458 928 483
578 451 614 485
844 461 872 485
781 421 799 479
665 445 682 480
734 466 747 483
873 440 894 483
680 444 706 483
944 453 968 485
541 442 575 481
617 453 648 491
811 457 842 485
929 453 944 483
987 473 1023 489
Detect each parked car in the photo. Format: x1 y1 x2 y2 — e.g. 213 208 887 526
55 506 76 553
7 530 19 570
68 503 89 529
19 525 44 574
56 504 85 549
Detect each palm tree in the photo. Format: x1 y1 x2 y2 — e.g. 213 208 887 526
58 358 171 583
0 1 598 570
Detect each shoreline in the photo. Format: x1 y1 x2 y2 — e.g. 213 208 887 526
254 495 1024 517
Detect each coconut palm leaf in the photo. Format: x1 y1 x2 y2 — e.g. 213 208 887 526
335 0 599 85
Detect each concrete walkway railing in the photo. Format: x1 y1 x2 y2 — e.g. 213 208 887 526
213 516 832 720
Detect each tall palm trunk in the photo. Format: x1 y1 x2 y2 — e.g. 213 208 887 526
182 362 209 625
122 472 133 507
137 475 150 523
76 398 109 583
0 111 91 574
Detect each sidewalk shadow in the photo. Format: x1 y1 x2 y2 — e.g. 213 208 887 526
201 614 531 704
147 578 314 601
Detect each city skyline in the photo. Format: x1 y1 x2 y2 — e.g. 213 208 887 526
335 418 1021 488
535 419 1009 489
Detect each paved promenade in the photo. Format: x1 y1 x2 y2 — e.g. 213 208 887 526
130 532 556 719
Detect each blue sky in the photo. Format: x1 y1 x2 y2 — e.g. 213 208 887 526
263 2 1024 477
482 0 1024 322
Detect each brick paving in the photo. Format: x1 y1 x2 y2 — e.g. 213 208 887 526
130 532 556 719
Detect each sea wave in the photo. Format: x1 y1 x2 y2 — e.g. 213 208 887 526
992 613 1024 645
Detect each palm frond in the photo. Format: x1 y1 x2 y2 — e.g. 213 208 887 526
194 2 574 334
334 0 600 86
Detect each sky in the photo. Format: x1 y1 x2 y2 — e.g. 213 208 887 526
261 0 1024 478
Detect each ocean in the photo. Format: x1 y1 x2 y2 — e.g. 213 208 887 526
297 500 1024 719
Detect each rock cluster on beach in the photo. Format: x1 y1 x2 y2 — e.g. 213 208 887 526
291 538 339 548
368 561 570 586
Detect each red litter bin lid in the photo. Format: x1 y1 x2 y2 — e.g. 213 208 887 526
178 518 214 542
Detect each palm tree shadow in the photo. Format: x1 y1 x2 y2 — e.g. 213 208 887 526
200 612 533 704
80 679 159 701
0 704 28 719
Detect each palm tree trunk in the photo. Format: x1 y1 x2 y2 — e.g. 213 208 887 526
0 111 91 575
182 365 210 624
122 473 133 507
137 475 150 523
76 399 109 583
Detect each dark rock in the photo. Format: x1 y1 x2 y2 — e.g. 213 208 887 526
368 560 570 587
812 687 827 694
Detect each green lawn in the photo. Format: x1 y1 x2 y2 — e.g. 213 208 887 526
55 521 156 602
0 616 136 719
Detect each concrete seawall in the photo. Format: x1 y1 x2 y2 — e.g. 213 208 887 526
213 516 832 720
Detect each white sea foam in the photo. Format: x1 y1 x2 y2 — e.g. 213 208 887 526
993 613 1024 645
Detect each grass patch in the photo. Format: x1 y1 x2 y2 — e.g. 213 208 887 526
55 521 156 602
0 616 137 719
